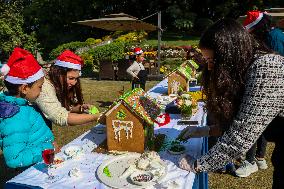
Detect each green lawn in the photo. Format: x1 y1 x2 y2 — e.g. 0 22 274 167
0 79 274 188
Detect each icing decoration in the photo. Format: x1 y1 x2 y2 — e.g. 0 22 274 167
116 109 127 120
103 166 112 177
170 80 180 94
188 59 199 69
114 88 161 125
165 61 197 80
112 120 134 142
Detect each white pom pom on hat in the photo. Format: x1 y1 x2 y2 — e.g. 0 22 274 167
0 64 10 76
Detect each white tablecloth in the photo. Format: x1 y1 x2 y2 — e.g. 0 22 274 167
6 79 207 189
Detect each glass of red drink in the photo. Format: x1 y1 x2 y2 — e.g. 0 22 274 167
42 149 61 183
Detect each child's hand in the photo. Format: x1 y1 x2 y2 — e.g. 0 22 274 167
53 142 61 154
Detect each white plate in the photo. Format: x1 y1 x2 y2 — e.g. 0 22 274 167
64 145 83 158
96 153 167 189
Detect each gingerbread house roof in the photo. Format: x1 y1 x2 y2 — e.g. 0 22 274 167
166 62 192 80
106 88 161 125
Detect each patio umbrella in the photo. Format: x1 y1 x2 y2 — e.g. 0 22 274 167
74 13 157 31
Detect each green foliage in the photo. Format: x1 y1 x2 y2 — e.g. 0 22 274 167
49 41 89 59
85 38 102 46
80 52 95 77
174 19 194 31
0 1 39 60
194 18 214 35
161 58 184 70
87 41 127 65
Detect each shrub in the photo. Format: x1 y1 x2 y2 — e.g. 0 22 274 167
49 41 88 59
85 38 102 45
194 18 214 35
88 41 127 65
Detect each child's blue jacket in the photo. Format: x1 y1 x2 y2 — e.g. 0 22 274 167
0 92 54 168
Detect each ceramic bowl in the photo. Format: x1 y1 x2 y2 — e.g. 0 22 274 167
167 144 186 155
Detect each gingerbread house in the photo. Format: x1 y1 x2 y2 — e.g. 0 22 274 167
166 60 199 95
105 88 161 153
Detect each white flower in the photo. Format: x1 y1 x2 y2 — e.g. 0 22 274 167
184 100 192 106
181 94 190 99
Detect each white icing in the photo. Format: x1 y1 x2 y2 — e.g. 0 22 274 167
119 164 136 178
170 80 180 94
136 158 150 170
112 120 134 142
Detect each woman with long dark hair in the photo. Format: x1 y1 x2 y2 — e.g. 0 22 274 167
36 50 104 127
177 18 284 188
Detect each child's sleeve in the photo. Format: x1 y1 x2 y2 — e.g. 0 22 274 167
2 118 54 168
3 140 53 168
35 78 69 126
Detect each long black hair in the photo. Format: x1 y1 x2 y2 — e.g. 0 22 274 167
199 18 270 130
48 65 83 110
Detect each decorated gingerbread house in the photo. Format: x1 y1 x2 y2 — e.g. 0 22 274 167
105 88 161 153
166 60 199 95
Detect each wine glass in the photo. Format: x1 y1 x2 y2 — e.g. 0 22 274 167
42 149 61 183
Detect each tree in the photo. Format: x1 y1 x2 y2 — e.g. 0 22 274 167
23 0 106 58
0 1 38 61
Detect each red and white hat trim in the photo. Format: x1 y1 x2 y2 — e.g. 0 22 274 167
54 60 81 70
5 68 44 84
135 49 143 55
245 12 266 30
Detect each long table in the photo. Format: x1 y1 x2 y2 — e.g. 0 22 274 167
5 79 208 189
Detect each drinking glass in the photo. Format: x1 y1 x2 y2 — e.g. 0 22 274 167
42 149 61 183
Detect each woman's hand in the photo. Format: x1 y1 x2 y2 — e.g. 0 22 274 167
97 113 106 124
178 154 196 172
81 104 92 113
177 126 210 141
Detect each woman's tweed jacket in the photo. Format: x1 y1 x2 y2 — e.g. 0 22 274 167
198 54 284 172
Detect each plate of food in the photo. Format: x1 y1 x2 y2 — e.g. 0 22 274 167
96 152 167 189
129 171 155 186
64 145 83 159
167 144 186 155
50 156 65 168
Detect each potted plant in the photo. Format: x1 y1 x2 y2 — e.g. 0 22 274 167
176 93 197 120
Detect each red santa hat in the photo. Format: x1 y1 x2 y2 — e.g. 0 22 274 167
54 50 84 70
243 10 270 32
134 47 143 55
1 47 44 84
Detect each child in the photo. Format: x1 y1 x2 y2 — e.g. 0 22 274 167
126 47 147 90
0 47 54 168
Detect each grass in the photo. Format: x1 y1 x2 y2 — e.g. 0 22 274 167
0 79 274 188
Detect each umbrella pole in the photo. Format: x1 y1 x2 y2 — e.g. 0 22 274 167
157 11 162 76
